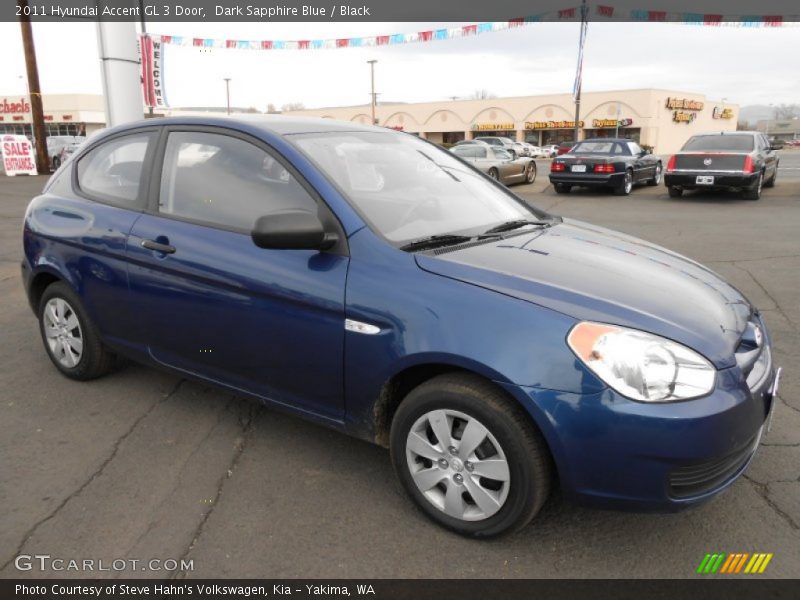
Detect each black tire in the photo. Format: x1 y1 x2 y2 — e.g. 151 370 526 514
390 373 553 538
764 164 777 188
614 169 634 196
647 162 662 186
668 186 683 198
524 162 537 184
488 168 500 181
38 281 116 380
742 171 763 200
554 183 571 194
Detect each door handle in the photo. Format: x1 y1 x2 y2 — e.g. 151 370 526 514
141 239 176 254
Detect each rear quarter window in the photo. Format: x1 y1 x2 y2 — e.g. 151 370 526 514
76 133 154 206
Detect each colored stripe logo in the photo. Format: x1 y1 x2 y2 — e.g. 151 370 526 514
697 553 773 574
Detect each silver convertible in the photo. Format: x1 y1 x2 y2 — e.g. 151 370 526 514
450 142 537 186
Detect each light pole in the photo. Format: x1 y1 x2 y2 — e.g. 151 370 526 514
224 78 231 115
367 59 378 125
766 103 773 137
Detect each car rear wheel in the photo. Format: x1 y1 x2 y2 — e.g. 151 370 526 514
647 163 662 186
554 183 571 194
742 171 763 200
390 374 553 538
764 165 777 188
524 162 537 184
668 186 683 198
614 169 634 196
488 168 500 181
38 282 116 380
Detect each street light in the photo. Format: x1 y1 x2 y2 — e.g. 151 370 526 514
367 60 378 125
766 103 773 137
223 78 231 115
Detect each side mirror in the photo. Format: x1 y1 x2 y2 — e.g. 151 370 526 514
769 143 781 151
251 209 337 251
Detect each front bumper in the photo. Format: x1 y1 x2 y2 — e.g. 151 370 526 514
500 353 779 511
549 172 626 187
664 171 759 190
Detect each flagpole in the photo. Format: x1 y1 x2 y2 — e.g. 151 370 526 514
572 0 588 144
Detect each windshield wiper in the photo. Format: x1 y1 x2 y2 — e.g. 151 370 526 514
481 219 553 235
399 234 473 252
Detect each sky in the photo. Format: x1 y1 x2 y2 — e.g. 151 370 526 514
1 20 798 110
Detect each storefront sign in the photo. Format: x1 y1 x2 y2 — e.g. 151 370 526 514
472 123 514 131
712 106 734 119
672 111 697 124
2 134 38 176
525 120 584 129
1 98 30 114
665 97 704 111
592 118 633 128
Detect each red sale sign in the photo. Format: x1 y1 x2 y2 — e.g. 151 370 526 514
2 134 38 176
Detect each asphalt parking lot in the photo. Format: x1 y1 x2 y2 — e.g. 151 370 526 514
1 152 798 579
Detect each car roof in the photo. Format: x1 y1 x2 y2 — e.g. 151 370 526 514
690 131 760 137
102 115 386 138
579 138 634 143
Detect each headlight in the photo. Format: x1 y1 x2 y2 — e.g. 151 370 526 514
567 322 716 402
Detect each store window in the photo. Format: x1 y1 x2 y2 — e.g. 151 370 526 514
442 132 465 144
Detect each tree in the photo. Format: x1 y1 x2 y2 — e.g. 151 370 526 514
266 103 279 113
469 89 496 100
774 103 800 120
281 102 305 112
736 120 751 131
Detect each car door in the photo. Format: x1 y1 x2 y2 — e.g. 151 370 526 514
760 135 778 178
626 141 653 182
42 130 158 346
125 127 349 420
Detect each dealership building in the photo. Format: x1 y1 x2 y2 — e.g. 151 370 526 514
0 94 105 138
2 88 738 155
284 88 738 154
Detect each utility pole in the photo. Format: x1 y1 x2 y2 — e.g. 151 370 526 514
572 0 588 144
224 78 231 115
18 0 49 174
367 59 378 125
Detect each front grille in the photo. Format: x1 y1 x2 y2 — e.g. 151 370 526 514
669 432 760 499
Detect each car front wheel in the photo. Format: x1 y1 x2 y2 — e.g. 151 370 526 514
390 374 552 538
38 282 116 380
524 162 537 184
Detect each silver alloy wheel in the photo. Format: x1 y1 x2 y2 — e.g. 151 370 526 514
405 409 510 521
624 171 633 194
653 164 662 184
43 297 83 368
756 172 763 195
526 163 536 183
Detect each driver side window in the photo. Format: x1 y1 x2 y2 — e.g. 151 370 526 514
158 132 318 231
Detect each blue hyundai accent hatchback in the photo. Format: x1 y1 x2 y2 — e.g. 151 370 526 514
22 117 780 537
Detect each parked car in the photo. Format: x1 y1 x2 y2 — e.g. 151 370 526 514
450 143 537 185
556 141 575 155
473 136 519 158
549 138 662 195
46 135 85 170
541 144 559 158
22 117 779 538
664 131 779 200
522 143 543 158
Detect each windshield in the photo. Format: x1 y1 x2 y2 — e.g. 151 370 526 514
292 131 546 245
682 135 754 152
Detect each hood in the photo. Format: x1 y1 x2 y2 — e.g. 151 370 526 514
416 219 752 368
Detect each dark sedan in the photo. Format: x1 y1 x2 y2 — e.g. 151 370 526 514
664 131 779 200
549 138 662 195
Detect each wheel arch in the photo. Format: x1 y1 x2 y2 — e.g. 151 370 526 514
27 268 66 314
